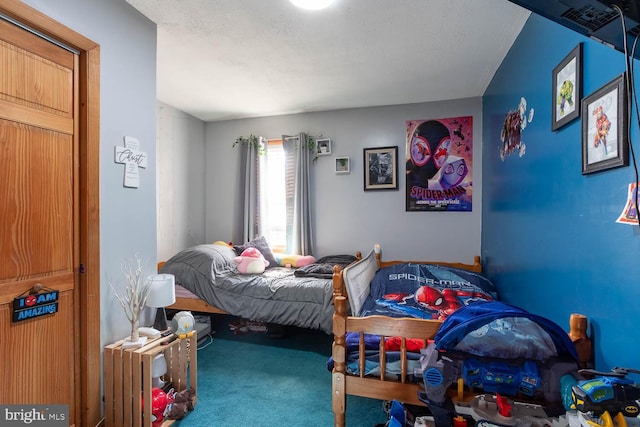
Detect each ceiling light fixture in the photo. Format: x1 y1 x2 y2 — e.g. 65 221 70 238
289 0 335 10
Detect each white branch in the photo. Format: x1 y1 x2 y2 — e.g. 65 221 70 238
108 253 152 337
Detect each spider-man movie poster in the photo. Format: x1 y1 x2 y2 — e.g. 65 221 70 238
406 116 473 212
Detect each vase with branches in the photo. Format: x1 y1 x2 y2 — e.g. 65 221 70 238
108 253 151 348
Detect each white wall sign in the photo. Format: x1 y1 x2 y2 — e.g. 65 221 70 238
114 136 147 188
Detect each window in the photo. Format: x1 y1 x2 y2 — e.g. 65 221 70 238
259 139 287 252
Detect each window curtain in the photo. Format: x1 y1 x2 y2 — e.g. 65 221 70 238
282 132 314 255
239 136 266 243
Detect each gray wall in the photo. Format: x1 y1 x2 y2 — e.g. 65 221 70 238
157 102 206 261
205 98 483 263
22 0 158 346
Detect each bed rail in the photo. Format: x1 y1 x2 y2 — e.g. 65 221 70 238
332 291 441 427
376 253 483 272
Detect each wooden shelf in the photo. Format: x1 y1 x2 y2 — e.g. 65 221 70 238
104 332 197 427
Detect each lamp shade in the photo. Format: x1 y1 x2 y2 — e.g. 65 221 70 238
152 353 167 377
146 274 176 308
151 353 167 389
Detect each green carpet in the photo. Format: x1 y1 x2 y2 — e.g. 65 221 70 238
173 315 387 427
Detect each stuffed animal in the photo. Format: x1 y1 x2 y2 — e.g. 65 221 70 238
276 254 316 268
167 387 195 420
234 247 269 274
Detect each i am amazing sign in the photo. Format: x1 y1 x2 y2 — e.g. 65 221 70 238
12 291 59 322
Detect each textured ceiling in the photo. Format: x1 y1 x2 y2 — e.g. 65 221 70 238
125 0 530 122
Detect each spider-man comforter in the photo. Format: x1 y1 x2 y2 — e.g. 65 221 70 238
359 263 498 320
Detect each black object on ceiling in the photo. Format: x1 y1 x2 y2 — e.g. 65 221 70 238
508 0 640 58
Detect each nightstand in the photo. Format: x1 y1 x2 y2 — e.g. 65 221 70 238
104 332 197 427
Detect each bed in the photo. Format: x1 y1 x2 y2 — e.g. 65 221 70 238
158 238 358 333
329 247 493 427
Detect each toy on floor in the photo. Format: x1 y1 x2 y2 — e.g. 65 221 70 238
167 387 196 420
141 387 167 427
462 394 551 426
571 367 640 417
228 318 268 334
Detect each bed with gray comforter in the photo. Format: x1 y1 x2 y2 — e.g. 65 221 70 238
159 243 355 333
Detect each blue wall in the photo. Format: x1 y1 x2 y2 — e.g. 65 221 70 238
483 14 640 371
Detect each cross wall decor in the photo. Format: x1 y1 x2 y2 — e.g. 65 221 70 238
114 136 147 188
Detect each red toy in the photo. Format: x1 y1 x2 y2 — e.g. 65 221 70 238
141 388 167 427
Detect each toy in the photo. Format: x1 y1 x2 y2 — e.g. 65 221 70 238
276 253 316 268
170 310 195 338
234 247 269 274
141 387 167 427
466 394 551 426
418 342 460 405
464 358 541 397
571 368 640 417
167 387 196 420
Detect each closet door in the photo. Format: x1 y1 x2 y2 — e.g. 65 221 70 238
0 17 79 424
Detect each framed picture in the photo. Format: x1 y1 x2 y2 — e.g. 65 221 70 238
335 157 350 174
582 73 628 175
316 138 331 156
363 146 398 191
552 43 582 131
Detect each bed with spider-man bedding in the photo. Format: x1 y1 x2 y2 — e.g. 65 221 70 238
328 249 581 427
328 248 497 427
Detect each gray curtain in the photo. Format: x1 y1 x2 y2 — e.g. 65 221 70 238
282 132 314 255
240 136 265 243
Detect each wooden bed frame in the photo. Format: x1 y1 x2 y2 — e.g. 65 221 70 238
330 252 482 427
157 261 227 315
168 284 227 314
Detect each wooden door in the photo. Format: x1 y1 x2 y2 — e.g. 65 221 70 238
0 17 79 424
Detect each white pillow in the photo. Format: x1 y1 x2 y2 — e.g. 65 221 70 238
342 249 377 316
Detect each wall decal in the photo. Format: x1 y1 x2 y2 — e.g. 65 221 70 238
115 136 147 188
500 97 534 160
406 116 473 212
616 183 639 225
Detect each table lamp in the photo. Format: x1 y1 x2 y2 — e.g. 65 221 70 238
146 273 176 331
151 353 168 389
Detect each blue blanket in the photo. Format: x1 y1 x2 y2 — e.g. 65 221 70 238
359 263 498 320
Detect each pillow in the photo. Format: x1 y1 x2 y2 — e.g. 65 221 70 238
275 253 316 268
158 243 237 288
342 249 377 316
233 236 278 269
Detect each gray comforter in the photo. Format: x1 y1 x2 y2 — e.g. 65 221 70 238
159 244 336 333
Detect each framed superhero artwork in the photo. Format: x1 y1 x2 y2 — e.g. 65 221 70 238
552 43 582 131
581 73 628 175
